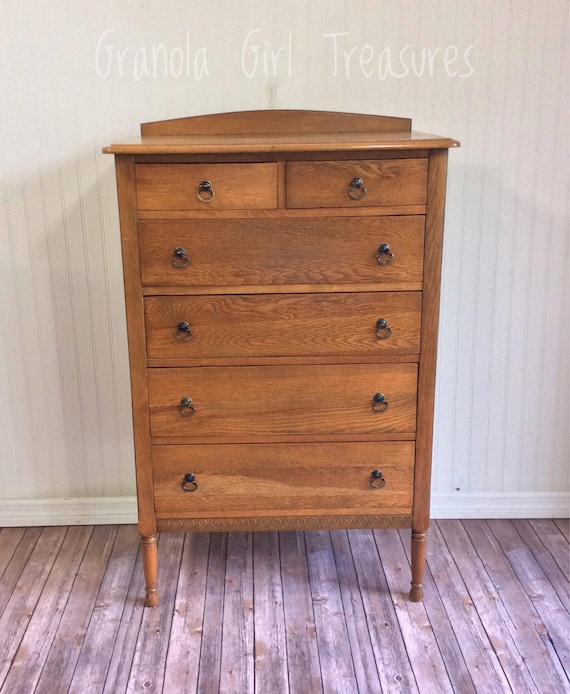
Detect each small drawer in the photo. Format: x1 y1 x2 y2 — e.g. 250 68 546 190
135 163 277 211
152 441 415 516
138 216 424 287
286 159 427 208
145 292 421 360
148 363 418 440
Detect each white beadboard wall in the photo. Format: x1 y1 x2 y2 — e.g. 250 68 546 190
0 0 568 525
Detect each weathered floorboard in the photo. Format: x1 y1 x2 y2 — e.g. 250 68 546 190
305 530 358 694
280 531 323 694
69 525 141 694
220 533 254 694
163 532 210 694
0 527 67 689
34 526 118 694
0 520 567 694
126 532 184 693
253 532 288 694
329 529 382 693
398 527 476 694
4 526 93 694
348 529 418 693
373 528 453 694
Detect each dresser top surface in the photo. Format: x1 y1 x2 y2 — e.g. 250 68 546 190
104 109 459 154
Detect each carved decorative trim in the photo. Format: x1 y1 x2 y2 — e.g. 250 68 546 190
157 514 413 533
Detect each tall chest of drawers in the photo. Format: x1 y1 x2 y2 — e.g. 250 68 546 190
105 110 459 606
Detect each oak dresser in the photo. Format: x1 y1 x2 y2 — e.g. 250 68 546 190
104 110 459 606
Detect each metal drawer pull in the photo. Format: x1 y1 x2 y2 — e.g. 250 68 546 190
348 176 367 200
372 392 389 412
370 469 386 489
376 243 395 265
172 247 190 268
375 318 392 339
176 321 193 342
178 397 196 417
197 180 215 203
181 473 198 492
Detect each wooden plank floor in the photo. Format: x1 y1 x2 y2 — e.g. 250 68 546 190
0 520 568 694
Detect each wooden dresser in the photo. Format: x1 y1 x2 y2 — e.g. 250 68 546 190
104 110 459 606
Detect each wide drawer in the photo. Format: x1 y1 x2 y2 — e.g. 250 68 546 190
145 292 421 359
152 441 414 515
148 363 418 440
135 163 278 211
139 216 424 287
287 159 428 208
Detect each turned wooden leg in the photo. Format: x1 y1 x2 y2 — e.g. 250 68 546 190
141 534 158 607
409 529 427 602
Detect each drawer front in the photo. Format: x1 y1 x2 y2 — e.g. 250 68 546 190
152 441 415 515
136 163 277 211
148 363 418 439
139 216 424 287
145 292 421 359
287 159 428 208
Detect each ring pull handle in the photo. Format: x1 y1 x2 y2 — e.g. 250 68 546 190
375 318 392 339
376 243 395 265
370 469 386 489
181 473 198 492
176 321 193 342
372 392 389 413
197 180 215 203
172 247 190 268
348 176 367 200
178 397 196 417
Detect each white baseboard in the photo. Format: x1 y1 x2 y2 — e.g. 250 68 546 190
0 492 567 527
0 497 138 527
431 492 569 519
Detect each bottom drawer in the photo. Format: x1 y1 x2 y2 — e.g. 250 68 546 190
152 441 414 517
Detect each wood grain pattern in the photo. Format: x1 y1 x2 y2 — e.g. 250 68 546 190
220 533 254 694
108 110 458 607
114 156 156 540
329 530 383 692
144 291 421 360
33 526 118 694
253 532 289 693
148 363 418 440
413 148 448 534
163 532 210 693
305 530 358 693
287 159 428 208
139 109 412 136
138 216 425 287
279 532 323 694
136 163 277 211
1 519 566 692
3 526 93 694
138 203 427 219
152 441 414 515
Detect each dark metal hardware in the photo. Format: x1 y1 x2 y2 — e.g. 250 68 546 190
176 321 193 342
172 247 190 268
376 243 395 265
178 397 196 417
348 176 367 200
181 473 198 492
197 180 215 203
370 469 386 489
372 392 389 412
375 318 392 339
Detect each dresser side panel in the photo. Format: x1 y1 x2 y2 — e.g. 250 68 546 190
115 155 155 537
414 148 449 531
